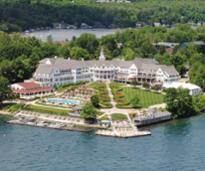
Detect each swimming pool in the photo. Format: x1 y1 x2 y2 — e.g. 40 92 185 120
47 98 80 105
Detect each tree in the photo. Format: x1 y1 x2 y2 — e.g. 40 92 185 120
90 95 100 108
70 47 89 60
130 95 141 108
192 95 205 113
189 63 205 91
122 47 135 60
171 52 187 76
80 102 98 123
74 33 99 54
164 88 196 118
0 77 12 107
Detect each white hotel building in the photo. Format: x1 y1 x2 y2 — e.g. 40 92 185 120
33 51 180 87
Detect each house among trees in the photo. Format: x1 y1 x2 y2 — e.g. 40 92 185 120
153 42 179 55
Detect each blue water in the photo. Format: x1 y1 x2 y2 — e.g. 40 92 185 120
0 115 205 171
47 98 80 105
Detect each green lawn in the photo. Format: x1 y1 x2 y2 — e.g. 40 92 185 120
1 103 25 113
90 82 112 108
23 104 69 116
111 113 128 121
123 87 164 108
111 82 164 108
98 115 109 120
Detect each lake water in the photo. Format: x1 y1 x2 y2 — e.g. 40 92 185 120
24 29 120 41
0 114 205 171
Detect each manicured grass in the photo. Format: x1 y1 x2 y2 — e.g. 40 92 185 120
1 103 25 113
123 87 164 108
111 82 164 108
23 104 69 116
111 113 128 121
98 115 109 120
7 104 25 112
90 82 112 108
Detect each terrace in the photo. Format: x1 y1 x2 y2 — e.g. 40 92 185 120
60 84 95 102
90 82 112 108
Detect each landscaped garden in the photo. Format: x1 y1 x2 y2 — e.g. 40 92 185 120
110 82 164 109
90 82 112 108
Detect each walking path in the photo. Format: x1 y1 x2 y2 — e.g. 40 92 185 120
106 81 117 108
96 81 152 137
101 81 166 115
101 81 139 115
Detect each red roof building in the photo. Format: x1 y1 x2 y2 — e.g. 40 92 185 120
11 81 53 100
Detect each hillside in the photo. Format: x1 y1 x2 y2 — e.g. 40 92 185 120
1 0 205 32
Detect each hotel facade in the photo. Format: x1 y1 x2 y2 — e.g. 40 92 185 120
33 51 180 87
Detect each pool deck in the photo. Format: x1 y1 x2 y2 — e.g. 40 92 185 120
47 98 80 105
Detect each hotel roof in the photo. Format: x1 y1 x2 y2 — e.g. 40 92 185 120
34 57 178 76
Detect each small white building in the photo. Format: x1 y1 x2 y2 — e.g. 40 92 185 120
163 82 202 95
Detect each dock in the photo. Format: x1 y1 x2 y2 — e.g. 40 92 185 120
96 118 151 138
95 129 151 138
135 109 171 126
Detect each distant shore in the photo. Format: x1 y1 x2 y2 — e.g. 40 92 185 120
23 28 121 41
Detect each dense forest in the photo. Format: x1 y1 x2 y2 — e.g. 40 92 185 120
2 0 205 32
0 24 205 91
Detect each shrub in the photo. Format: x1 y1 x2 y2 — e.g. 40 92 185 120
142 82 150 88
90 95 100 108
80 102 98 123
151 84 162 91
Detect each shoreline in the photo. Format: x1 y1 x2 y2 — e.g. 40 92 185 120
7 120 92 133
7 119 151 138
23 28 122 41
0 110 151 138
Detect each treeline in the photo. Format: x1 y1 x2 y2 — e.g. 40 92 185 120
0 0 135 32
0 32 70 84
2 0 205 32
165 88 205 119
67 25 205 90
98 25 205 90
1 25 205 91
